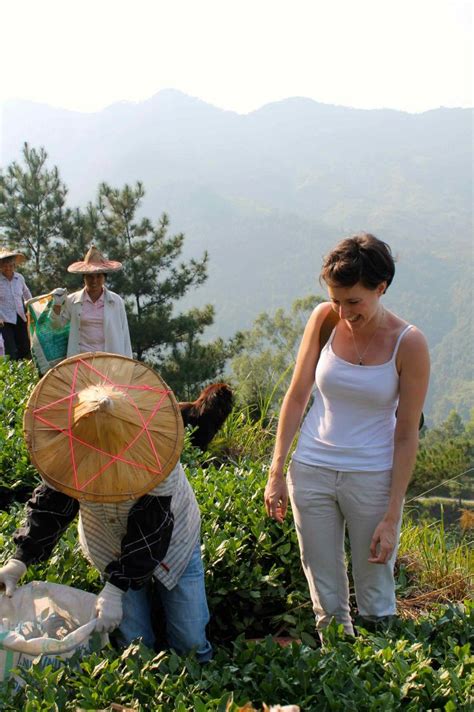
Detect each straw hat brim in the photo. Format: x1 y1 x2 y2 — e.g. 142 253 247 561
23 352 184 502
67 260 122 274
0 250 26 264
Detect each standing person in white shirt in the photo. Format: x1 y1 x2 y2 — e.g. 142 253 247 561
0 248 32 360
264 233 430 636
50 245 132 358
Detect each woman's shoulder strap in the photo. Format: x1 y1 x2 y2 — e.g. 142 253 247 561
392 324 414 359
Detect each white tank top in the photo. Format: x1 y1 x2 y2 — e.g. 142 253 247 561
293 325 412 471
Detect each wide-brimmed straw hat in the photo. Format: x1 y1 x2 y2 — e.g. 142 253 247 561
67 245 122 274
23 352 184 502
0 247 26 264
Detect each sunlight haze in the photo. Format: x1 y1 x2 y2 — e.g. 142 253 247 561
1 0 472 114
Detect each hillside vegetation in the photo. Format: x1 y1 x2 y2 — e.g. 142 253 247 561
1 94 472 421
0 361 472 710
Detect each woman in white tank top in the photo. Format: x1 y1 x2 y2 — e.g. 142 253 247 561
264 233 430 636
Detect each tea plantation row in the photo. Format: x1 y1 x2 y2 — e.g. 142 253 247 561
0 465 472 709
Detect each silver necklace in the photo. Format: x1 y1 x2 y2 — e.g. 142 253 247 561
350 307 385 365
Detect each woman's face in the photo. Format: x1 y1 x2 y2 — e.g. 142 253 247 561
327 281 386 329
0 259 16 280
84 273 105 299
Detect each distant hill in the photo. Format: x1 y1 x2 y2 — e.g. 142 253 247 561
1 90 472 421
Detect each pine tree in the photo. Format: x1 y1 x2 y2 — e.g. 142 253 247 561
0 147 236 396
159 306 237 400
411 410 473 498
0 143 71 293
90 182 234 396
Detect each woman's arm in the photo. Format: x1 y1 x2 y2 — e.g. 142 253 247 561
264 302 333 522
50 293 72 327
13 483 80 565
369 327 430 563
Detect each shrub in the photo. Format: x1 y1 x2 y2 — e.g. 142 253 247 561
0 603 472 711
0 360 473 710
0 360 40 493
193 461 314 644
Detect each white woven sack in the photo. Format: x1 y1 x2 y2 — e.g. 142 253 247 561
0 581 108 681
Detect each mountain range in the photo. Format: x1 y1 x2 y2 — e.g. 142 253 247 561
1 90 473 421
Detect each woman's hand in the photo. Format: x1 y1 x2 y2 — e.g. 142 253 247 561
368 517 398 564
264 470 288 523
51 288 67 314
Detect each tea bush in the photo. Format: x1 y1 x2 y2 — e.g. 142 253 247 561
0 603 472 710
193 460 315 643
0 464 314 645
0 361 473 709
0 360 40 493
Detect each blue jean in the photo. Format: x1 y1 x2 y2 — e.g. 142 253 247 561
116 541 212 661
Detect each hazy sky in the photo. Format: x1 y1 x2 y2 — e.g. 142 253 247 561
1 0 472 114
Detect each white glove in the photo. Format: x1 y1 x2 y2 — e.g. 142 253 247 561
95 582 124 633
50 288 67 307
0 559 27 597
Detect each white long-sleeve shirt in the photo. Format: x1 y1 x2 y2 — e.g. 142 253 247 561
0 272 32 323
52 287 132 358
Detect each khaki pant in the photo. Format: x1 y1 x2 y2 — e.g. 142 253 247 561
287 460 401 636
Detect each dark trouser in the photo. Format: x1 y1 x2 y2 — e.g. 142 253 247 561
1 317 31 360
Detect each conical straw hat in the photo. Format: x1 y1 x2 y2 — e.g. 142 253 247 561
0 247 26 264
23 352 184 502
67 245 122 274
